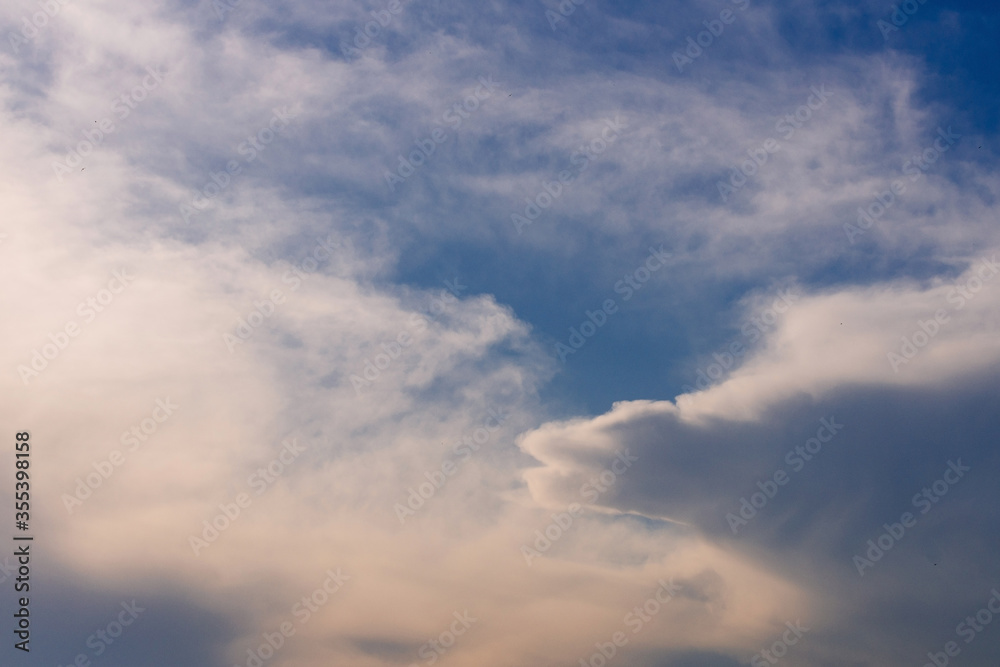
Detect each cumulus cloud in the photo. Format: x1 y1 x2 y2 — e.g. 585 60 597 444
519 265 1000 664
2 0 999 664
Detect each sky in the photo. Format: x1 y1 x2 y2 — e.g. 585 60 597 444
1 0 999 665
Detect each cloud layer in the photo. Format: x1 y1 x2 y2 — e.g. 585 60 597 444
2 0 999 665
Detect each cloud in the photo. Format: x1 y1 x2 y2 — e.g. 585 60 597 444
2 0 1000 664
519 266 1000 664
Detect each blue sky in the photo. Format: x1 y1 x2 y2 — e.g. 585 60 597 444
2 0 1000 665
